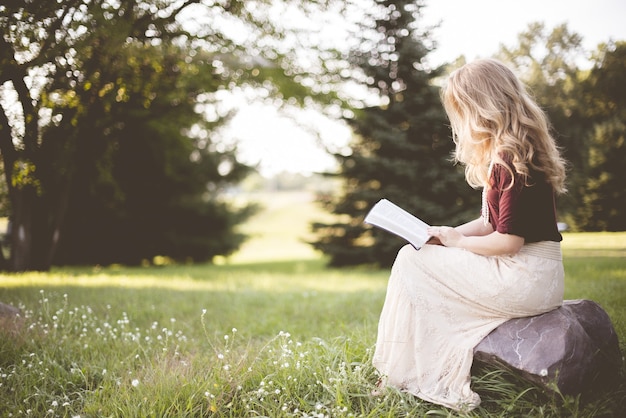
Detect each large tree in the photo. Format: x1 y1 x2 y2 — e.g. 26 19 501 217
576 42 626 231
47 42 257 265
496 22 591 227
498 24 626 231
0 0 336 270
312 0 478 267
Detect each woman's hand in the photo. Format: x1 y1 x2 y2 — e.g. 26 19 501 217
428 225 525 256
427 226 464 248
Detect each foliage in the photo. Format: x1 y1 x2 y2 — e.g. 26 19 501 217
0 0 339 270
311 0 479 267
497 22 590 226
45 41 257 265
498 26 626 232
0 231 625 416
576 42 626 231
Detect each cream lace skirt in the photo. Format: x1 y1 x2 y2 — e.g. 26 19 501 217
373 242 564 411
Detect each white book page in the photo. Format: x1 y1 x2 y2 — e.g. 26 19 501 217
364 199 430 249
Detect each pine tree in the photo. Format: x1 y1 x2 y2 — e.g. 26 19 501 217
312 0 478 267
577 42 626 231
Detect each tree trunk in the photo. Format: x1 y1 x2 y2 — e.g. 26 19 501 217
8 187 38 271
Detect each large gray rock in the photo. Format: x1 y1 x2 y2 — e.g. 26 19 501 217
474 299 623 396
0 302 23 335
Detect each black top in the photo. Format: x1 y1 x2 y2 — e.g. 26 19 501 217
486 162 562 243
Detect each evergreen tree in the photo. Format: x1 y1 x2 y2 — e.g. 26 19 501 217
499 26 626 231
496 23 591 229
312 0 478 267
577 42 626 231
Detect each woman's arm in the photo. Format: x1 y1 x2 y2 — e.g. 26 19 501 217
426 217 492 246
454 217 494 237
427 226 524 256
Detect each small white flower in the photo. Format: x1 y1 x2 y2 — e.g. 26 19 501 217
131 379 140 387
540 368 548 377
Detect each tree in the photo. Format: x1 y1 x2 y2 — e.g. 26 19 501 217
576 42 626 231
0 0 244 270
312 0 478 267
496 22 591 227
0 0 338 270
498 24 626 231
48 42 256 265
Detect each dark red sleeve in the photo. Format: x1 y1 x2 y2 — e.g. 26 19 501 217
492 167 523 236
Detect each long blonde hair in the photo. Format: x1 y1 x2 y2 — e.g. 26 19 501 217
441 58 567 193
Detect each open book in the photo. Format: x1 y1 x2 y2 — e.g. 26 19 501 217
364 199 431 250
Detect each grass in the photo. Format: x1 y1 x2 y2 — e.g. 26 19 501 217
0 192 625 417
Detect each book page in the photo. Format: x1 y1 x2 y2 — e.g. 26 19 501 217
364 199 430 249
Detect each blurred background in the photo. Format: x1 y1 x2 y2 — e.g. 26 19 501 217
1 0 625 271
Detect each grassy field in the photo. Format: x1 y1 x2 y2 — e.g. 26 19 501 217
0 191 625 417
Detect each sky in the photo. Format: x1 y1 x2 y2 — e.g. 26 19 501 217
225 0 626 177
422 0 626 67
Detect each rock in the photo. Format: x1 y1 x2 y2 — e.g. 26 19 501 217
474 299 623 396
0 302 23 335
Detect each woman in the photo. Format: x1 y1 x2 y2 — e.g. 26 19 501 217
372 58 567 411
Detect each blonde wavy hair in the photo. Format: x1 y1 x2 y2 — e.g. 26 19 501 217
441 58 567 193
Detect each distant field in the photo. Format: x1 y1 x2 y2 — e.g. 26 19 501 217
561 231 626 257
230 190 626 260
228 191 336 263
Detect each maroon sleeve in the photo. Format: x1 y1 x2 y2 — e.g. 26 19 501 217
493 167 523 236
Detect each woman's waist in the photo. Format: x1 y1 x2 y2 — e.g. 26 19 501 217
518 241 562 261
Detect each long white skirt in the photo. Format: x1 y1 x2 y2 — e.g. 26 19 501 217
373 242 564 411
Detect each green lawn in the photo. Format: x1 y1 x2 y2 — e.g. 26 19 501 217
0 192 624 417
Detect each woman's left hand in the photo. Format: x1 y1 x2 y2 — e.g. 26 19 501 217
427 226 464 248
